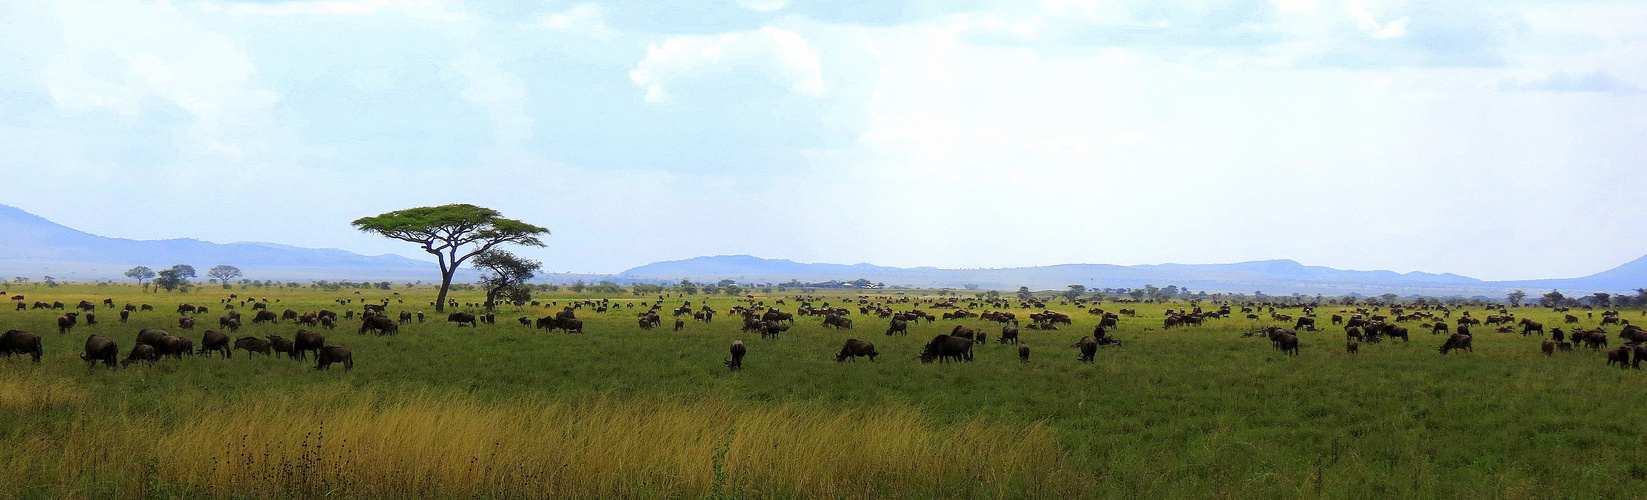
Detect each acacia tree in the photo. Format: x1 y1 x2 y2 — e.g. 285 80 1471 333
125 266 155 287
473 249 541 306
353 204 548 313
208 265 243 285
1507 290 1526 307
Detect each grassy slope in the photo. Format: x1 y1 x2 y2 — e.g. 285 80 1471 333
2 284 1645 498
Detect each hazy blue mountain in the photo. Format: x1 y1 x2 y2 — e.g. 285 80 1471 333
0 204 439 281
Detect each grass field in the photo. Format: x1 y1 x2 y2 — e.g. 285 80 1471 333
2 283 1646 499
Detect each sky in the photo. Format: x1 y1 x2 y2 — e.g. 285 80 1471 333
0 0 1644 281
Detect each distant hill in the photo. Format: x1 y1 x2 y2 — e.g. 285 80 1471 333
620 255 1647 296
0 204 442 281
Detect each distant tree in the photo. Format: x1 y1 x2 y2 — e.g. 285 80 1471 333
717 279 736 287
569 280 586 293
1064 285 1086 302
473 249 541 305
12 277 26 284
1507 290 1526 307
353 204 549 313
154 268 187 292
1589 292 1612 308
679 279 698 295
1017 286 1032 301
1380 293 1399 304
171 265 197 280
1127 289 1146 301
208 265 242 285
1540 290 1567 307
962 283 980 290
125 266 155 287
43 276 57 287
723 285 743 296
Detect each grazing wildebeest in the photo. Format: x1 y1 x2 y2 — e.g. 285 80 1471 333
725 340 746 371
835 339 879 362
291 330 325 360
252 310 278 324
135 329 170 349
1431 323 1448 335
1274 333 1299 356
1438 333 1472 355
1295 317 1316 331
282 309 300 322
1607 346 1632 369
314 346 353 371
119 310 130 322
199 330 231 358
1346 339 1359 355
57 313 78 334
920 335 973 363
80 335 117 366
0 330 43 363
85 313 97 326
164 337 193 359
177 304 197 315
220 316 241 332
886 318 909 336
140 304 154 311
178 316 195 330
1071 336 1098 362
949 325 977 341
447 312 478 327
1019 345 1030 362
122 343 158 367
268 335 295 358
358 316 398 335
235 337 272 357
1331 314 1343 325
999 325 1020 344
1634 344 1647 369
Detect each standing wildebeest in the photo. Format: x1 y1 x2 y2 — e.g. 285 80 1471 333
1295 317 1316 331
314 346 353 371
835 339 879 362
82 335 119 366
177 304 197 314
281 309 300 322
0 330 43 363
119 310 130 322
235 337 272 357
920 335 973 363
85 313 97 326
1019 345 1030 362
1000 324 1020 344
164 337 193 359
1071 337 1098 362
1331 314 1344 326
725 340 746 371
199 330 231 358
886 318 908 336
252 310 278 324
358 316 398 335
178 316 195 330
1521 319 1545 337
674 319 685 331
57 313 78 334
399 311 414 324
1439 334 1472 354
122 344 158 367
1346 339 1359 355
1541 340 1556 356
949 325 977 341
1607 346 1632 369
220 316 242 332
268 335 296 358
291 330 325 360
447 312 478 327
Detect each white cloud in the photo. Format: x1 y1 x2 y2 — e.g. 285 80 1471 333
629 26 825 103
42 0 278 158
737 0 788 13
1345 0 1408 39
453 53 533 148
538 3 615 40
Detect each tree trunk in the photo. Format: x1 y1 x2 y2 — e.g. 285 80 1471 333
435 268 454 313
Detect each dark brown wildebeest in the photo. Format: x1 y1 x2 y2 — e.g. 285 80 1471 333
291 330 325 360
1019 345 1030 362
119 310 130 322
835 339 879 362
358 315 398 335
80 335 117 366
949 325 977 341
1541 340 1556 356
448 312 477 327
0 330 43 363
674 319 685 331
398 311 414 324
235 337 272 357
220 316 241 332
1071 336 1098 362
57 313 78 334
1431 323 1448 335
920 334 973 363
165 337 193 359
1520 319 1544 336
252 310 278 324
199 330 231 358
1295 317 1316 331
122 343 157 367
140 304 154 311
1439 333 1472 355
268 335 295 358
886 318 908 336
1346 338 1359 355
1565 314 1580 324
725 340 747 371
1634 344 1647 369
1274 333 1299 356
1000 325 1020 344
1619 325 1647 344
314 346 353 371
558 318 584 334
177 304 196 315
1607 346 1631 369
135 328 169 348
14 302 24 311
282 309 299 322
178 316 195 330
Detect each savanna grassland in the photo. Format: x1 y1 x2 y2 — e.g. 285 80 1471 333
3 283 1647 499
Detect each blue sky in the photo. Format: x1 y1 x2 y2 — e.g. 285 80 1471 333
0 0 1644 280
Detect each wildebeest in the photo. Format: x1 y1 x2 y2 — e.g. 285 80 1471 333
835 339 878 362
268 335 295 357
85 313 97 326
1541 340 1555 356
81 335 119 366
0 330 43 363
674 319 685 331
252 310 278 324
1294 317 1316 331
135 329 170 349
1019 345 1030 362
119 310 130 322
886 318 908 336
725 340 746 371
920 334 973 363
1438 333 1472 355
178 316 196 329
999 325 1020 344
165 337 193 359
358 315 398 335
235 336 272 357
199 330 231 358
291 330 325 360
1346 339 1359 355
399 311 414 324
177 303 197 314
949 325 977 341
122 343 158 367
1071 336 1098 362
57 313 77 334
447 312 478 327
314 346 353 371
1607 346 1631 369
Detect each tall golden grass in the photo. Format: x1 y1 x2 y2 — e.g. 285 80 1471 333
0 378 1086 498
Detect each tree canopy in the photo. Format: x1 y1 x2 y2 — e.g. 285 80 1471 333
208 265 243 283
124 266 155 285
353 204 548 312
473 249 540 306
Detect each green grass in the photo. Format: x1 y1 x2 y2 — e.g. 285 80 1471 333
2 283 1646 498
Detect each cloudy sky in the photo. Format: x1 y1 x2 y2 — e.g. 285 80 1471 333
0 0 1643 281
